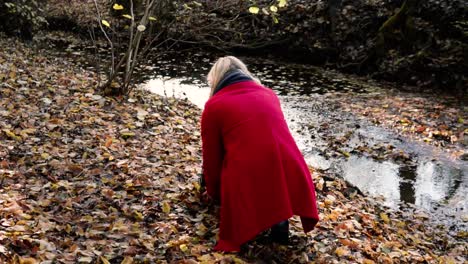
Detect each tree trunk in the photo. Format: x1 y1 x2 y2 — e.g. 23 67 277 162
327 0 342 35
375 0 422 56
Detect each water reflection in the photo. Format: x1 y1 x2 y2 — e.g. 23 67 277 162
308 152 468 215
144 78 210 109
334 155 467 215
399 164 417 204
414 161 466 214
340 156 401 207
305 153 332 171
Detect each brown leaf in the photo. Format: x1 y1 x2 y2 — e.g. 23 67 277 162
339 239 360 249
19 257 37 264
121 256 134 264
380 212 390 224
124 245 138 256
162 201 171 213
1 200 23 215
104 136 113 148
68 164 83 174
100 256 111 264
334 246 350 257
174 260 199 264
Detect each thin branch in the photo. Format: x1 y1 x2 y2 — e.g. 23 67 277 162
138 20 175 57
124 0 158 92
125 0 136 83
93 0 115 78
87 25 102 88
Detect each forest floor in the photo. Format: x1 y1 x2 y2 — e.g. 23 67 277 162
0 36 466 264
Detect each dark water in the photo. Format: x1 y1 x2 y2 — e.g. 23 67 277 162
140 52 467 230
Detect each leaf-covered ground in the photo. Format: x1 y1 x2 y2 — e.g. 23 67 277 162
333 90 467 159
0 37 466 264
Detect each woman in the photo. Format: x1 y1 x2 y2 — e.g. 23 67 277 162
201 56 319 252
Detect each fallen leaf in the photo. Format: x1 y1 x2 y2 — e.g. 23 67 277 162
334 246 350 257
380 212 390 224
162 201 171 213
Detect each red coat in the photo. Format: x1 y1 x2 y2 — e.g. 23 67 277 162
201 80 319 252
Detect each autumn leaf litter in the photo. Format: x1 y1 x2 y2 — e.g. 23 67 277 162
0 37 466 263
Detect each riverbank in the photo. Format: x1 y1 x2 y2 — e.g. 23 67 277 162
0 36 466 263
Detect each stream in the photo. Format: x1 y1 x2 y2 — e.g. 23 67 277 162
140 52 467 231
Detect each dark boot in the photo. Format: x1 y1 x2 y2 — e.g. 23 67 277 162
270 220 289 245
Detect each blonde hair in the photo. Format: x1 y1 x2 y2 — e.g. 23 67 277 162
207 56 260 96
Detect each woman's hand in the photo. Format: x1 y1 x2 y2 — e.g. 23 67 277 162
201 190 213 204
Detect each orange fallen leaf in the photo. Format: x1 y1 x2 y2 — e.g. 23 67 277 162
19 257 36 264
105 136 113 148
339 238 360 249
334 246 350 257
380 212 390 224
100 256 111 264
121 256 133 264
